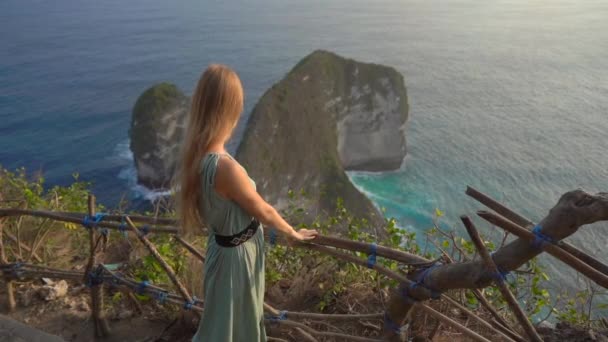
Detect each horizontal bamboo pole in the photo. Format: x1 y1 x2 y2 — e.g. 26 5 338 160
462 216 542 342
466 186 608 276
2 208 432 266
56 211 177 226
0 209 179 234
477 211 608 289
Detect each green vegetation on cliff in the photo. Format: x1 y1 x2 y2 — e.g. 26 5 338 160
2 166 606 339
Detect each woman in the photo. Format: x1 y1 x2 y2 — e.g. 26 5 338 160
177 64 318 342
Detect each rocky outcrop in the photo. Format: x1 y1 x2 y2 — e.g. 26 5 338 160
129 83 189 189
236 50 409 227
128 51 409 230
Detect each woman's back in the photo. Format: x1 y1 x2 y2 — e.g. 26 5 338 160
192 152 267 342
199 152 254 236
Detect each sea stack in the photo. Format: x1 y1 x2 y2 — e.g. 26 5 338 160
236 50 409 228
129 82 189 189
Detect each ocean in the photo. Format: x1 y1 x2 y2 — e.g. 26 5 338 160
1 0 607 291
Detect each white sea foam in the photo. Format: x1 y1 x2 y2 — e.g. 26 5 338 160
113 140 171 202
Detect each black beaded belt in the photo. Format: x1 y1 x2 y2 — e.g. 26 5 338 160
214 219 260 247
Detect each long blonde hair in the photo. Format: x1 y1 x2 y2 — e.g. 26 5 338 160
176 64 244 235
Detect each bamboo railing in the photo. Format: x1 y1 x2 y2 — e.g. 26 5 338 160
0 187 607 341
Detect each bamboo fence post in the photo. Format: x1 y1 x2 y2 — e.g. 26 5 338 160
123 216 199 318
461 216 543 342
466 186 608 276
85 195 110 338
0 216 16 312
477 211 608 289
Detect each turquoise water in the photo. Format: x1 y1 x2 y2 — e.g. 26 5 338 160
1 0 607 290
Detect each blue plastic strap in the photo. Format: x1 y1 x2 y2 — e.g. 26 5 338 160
269 310 287 322
86 271 104 287
139 225 150 236
531 225 554 249
488 252 511 283
411 264 442 299
384 313 404 334
184 296 197 310
156 291 168 304
82 213 106 229
269 229 277 246
4 262 24 278
367 243 377 268
136 280 149 295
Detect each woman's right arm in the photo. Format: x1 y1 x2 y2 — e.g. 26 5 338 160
214 157 317 242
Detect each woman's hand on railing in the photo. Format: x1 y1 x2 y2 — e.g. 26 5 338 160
287 228 318 245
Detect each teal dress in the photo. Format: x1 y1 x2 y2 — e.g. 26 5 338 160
192 153 266 342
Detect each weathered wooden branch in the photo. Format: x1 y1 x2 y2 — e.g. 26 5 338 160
466 186 608 276
382 188 608 341
292 242 508 342
462 216 542 342
174 236 206 262
478 211 608 288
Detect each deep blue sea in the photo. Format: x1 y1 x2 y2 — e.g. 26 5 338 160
1 0 607 290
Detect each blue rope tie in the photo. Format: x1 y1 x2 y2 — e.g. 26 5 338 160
384 313 404 334
268 310 287 322
410 264 442 299
367 243 377 268
184 296 197 310
139 225 150 236
156 291 168 304
2 262 24 278
136 280 149 295
488 252 511 283
86 270 104 287
82 213 106 229
531 225 554 249
269 229 277 247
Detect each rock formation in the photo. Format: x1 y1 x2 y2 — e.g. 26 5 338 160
129 51 409 230
129 83 189 189
236 50 409 227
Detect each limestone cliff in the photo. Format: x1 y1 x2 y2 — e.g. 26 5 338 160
236 50 409 227
129 83 189 189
